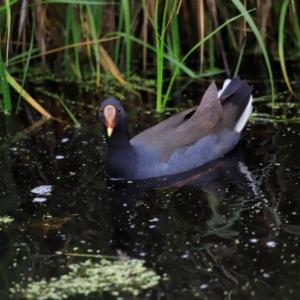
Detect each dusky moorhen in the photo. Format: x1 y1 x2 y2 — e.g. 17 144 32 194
100 76 253 180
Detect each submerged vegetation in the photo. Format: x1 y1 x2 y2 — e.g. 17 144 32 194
11 257 163 299
0 0 299 114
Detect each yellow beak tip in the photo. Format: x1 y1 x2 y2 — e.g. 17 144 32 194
107 128 113 137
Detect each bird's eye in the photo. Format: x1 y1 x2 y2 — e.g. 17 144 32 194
118 107 121 112
100 109 103 114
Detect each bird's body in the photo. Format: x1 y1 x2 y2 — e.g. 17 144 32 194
100 77 253 180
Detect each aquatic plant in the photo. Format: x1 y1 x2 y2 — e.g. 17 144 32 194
0 216 14 225
10 258 163 299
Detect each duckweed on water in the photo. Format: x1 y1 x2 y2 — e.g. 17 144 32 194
11 258 162 299
0 216 14 225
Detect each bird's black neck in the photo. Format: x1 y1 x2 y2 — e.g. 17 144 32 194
105 127 137 178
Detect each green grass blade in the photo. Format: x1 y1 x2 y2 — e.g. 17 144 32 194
105 32 221 78
4 0 11 64
161 9 256 109
0 50 12 114
114 6 124 65
232 0 275 105
5 71 52 118
16 21 35 113
233 37 247 77
155 0 169 111
86 4 101 86
121 0 131 81
278 0 297 96
64 3 72 75
0 0 17 13
69 5 82 79
292 6 300 54
167 0 180 69
56 95 80 127
7 48 40 65
155 0 162 111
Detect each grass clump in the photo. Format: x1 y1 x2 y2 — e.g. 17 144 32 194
10 258 163 299
1 0 299 115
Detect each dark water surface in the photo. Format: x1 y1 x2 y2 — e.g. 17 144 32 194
1 89 300 299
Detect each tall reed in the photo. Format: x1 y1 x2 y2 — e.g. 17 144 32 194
0 0 299 115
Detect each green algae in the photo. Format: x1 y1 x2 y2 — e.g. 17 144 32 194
0 216 14 225
11 258 163 299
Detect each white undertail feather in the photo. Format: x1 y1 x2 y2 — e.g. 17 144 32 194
217 79 231 97
217 78 253 134
234 96 253 133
